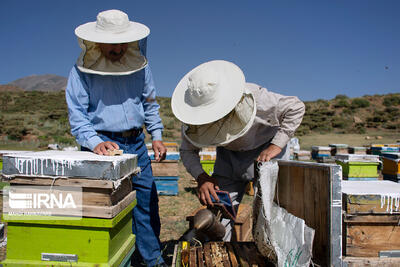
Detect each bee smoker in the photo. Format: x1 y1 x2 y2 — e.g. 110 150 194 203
192 208 226 241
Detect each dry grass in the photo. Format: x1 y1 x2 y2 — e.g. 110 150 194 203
158 162 199 242
298 130 399 150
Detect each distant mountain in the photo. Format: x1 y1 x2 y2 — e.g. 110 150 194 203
9 74 67 91
0 84 23 92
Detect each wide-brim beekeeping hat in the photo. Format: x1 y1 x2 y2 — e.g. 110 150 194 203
74 9 149 75
171 60 256 147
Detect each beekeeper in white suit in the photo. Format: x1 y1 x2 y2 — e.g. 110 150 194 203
172 60 305 240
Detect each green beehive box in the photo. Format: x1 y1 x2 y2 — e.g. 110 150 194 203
2 201 136 266
201 160 215 176
336 161 379 178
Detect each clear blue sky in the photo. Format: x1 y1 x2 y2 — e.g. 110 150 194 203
1 0 399 101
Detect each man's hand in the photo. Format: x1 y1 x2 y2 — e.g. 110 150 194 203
197 172 220 206
94 141 119 156
152 140 167 162
257 144 282 162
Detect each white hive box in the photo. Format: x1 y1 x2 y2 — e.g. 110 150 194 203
2 150 138 180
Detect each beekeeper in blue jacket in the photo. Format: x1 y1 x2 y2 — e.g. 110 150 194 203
66 9 167 267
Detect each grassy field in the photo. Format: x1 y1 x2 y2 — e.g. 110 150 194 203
298 130 399 150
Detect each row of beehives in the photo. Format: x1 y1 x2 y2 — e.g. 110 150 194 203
147 143 217 196
334 152 400 184
310 143 400 161
147 142 181 196
0 150 138 266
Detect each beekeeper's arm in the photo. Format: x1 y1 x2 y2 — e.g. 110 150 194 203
180 127 219 205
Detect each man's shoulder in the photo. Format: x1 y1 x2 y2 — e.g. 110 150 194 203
69 65 83 78
245 82 272 97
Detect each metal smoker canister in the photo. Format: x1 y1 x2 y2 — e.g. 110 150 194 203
193 208 225 240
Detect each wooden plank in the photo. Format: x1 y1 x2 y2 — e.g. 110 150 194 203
276 163 331 267
345 224 400 257
343 256 400 267
233 203 252 241
172 243 179 267
196 247 204 267
190 246 197 267
345 194 400 214
107 149 123 156
241 226 252 242
225 243 239 267
210 242 225 267
203 243 213 267
152 161 179 176
10 175 132 207
81 190 136 218
8 176 116 189
231 242 249 267
344 214 400 223
217 242 232 267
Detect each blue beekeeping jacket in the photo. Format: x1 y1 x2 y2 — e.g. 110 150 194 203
65 38 163 150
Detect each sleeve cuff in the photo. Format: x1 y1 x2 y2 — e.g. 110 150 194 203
271 130 291 149
86 135 104 151
192 165 206 180
151 129 163 141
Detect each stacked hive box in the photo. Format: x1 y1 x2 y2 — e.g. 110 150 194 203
294 150 311 161
148 144 180 196
146 142 179 153
329 144 348 156
348 146 367 155
1 150 138 266
382 152 400 183
342 180 400 261
200 147 216 176
311 146 333 163
335 154 380 181
0 151 31 173
370 144 399 156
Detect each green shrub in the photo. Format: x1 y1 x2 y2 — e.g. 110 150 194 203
342 108 354 115
334 99 349 108
295 125 310 136
355 125 366 134
334 94 348 100
383 95 400 107
316 99 330 107
383 123 399 130
351 98 370 109
331 117 351 129
384 107 400 118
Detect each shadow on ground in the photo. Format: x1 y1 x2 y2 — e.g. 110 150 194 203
131 240 178 267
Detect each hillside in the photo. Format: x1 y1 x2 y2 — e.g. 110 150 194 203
0 90 399 149
9 74 67 92
0 85 23 92
297 94 400 136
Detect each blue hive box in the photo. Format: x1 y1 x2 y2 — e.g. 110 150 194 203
154 176 179 196
148 151 180 160
151 160 179 196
